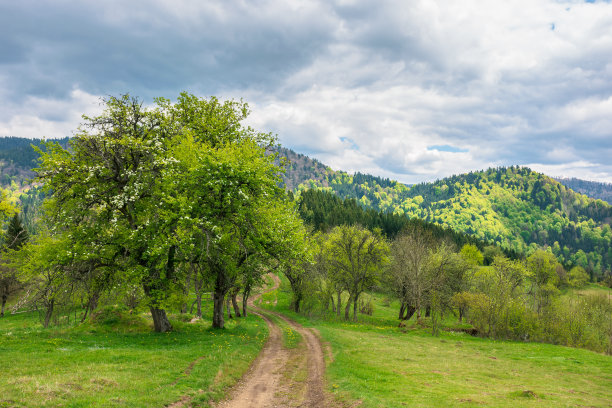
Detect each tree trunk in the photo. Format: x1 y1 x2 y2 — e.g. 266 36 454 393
226 295 233 319
425 306 431 317
212 290 225 328
81 306 89 323
181 268 192 314
231 292 241 317
43 299 54 328
330 294 335 313
403 305 416 321
1 293 7 317
344 294 353 320
82 290 100 322
399 302 406 320
196 292 203 318
353 297 358 321
336 290 342 317
150 307 172 332
242 289 250 317
293 290 302 313
143 282 173 332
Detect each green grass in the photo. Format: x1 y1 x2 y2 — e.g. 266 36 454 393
263 274 612 407
0 304 267 407
571 282 612 297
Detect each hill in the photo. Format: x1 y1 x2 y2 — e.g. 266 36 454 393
1 138 611 279
555 177 612 205
276 150 612 280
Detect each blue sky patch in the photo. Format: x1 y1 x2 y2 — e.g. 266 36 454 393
427 145 469 153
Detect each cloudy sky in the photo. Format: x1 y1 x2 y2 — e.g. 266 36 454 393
1 0 611 183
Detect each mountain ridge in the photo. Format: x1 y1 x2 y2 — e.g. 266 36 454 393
275 147 612 279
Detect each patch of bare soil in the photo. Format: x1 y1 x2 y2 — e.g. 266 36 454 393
216 310 289 408
216 274 332 408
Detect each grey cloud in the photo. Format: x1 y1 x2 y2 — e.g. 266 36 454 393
0 1 335 101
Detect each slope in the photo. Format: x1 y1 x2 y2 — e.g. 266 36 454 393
276 150 612 280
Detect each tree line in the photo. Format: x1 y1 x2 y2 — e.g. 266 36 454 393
284 216 611 354
0 94 308 332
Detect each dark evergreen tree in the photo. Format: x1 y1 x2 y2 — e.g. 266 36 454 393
4 213 29 250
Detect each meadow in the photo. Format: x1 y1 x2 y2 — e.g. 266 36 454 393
0 305 267 407
260 275 612 408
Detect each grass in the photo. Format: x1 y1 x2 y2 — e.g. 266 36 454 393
262 274 612 408
0 303 267 407
568 282 612 298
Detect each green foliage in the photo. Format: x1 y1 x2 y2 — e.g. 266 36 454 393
568 266 589 288
460 243 483 266
27 93 306 332
3 213 28 250
323 225 390 320
281 157 612 280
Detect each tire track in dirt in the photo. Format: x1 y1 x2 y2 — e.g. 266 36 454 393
217 274 328 408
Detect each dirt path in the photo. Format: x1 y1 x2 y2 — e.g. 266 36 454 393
217 274 328 408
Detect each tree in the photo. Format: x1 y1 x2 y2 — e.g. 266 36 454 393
526 250 560 313
460 243 483 266
568 266 589 288
385 226 433 321
175 134 306 327
4 213 28 250
425 243 470 329
469 255 528 337
35 93 301 331
324 225 389 320
0 212 27 316
36 95 183 332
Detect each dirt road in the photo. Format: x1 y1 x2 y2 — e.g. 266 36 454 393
217 274 328 408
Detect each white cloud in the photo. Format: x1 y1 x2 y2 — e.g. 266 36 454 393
0 89 101 139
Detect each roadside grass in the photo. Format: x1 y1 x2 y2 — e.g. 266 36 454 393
262 274 612 408
0 303 267 407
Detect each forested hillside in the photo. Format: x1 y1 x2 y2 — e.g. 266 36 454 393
1 138 611 280
0 137 69 186
297 189 518 257
277 151 612 280
556 177 612 205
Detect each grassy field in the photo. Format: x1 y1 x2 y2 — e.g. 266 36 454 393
0 304 267 407
261 275 612 408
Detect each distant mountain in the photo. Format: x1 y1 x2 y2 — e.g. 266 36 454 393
555 177 612 205
0 136 69 186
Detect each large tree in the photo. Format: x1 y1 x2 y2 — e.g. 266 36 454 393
324 225 389 320
386 226 434 321
36 93 301 331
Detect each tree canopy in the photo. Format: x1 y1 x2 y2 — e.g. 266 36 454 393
34 93 307 331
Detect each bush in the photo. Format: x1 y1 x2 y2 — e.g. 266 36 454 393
91 305 128 325
568 266 589 288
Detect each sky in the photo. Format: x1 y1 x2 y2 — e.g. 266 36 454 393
1 0 611 184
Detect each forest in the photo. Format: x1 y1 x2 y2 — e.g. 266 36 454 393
283 157 612 281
